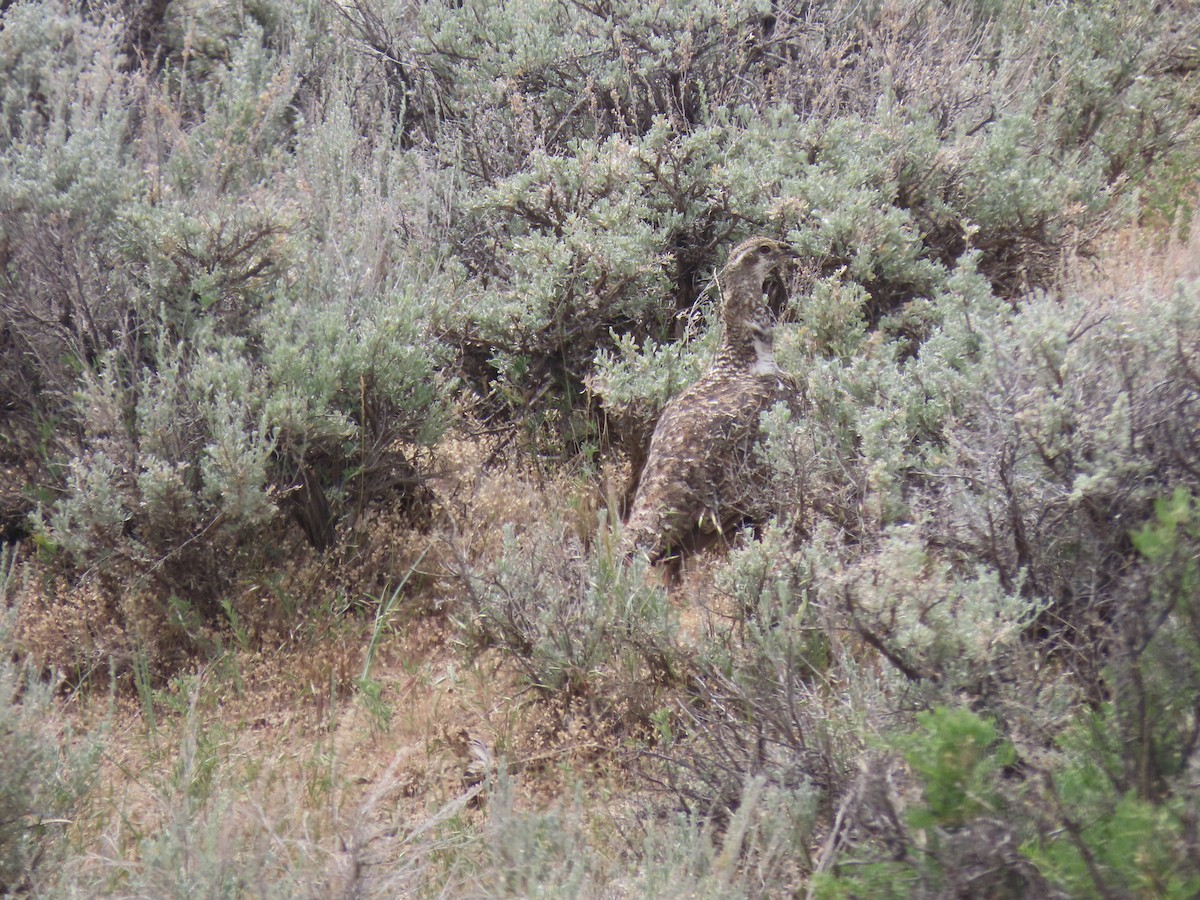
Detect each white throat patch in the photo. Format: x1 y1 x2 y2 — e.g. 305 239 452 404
751 333 779 376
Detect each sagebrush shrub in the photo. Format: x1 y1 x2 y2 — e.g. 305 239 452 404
468 0 1190 417
456 510 678 699
1 6 450 665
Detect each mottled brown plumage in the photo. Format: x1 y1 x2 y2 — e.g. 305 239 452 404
624 237 797 564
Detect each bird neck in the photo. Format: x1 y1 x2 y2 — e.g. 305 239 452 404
713 329 761 370
713 327 777 373
716 266 768 359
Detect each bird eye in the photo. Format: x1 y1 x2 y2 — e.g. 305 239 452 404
758 244 772 254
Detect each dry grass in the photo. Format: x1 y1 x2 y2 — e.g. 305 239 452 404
9 426 650 896
1071 223 1200 309
47 611 502 894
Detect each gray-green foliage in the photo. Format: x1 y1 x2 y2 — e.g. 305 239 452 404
648 525 838 830
923 277 1200 633
0 5 141 407
1 4 449 636
750 254 1200 641
718 263 1200 894
41 324 279 601
4 0 1195 602
558 0 1193 447
0 664 65 891
453 0 1195 421
459 511 677 696
860 490 1200 898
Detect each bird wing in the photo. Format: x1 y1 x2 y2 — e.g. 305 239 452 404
625 371 779 561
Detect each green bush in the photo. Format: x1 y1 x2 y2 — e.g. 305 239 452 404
1028 790 1200 900
812 708 1035 900
902 708 1015 830
1018 489 1200 895
1118 488 1200 793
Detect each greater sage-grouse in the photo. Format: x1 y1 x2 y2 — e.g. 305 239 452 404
624 236 797 565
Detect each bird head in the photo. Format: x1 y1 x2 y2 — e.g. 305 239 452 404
723 236 797 285
717 237 796 353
